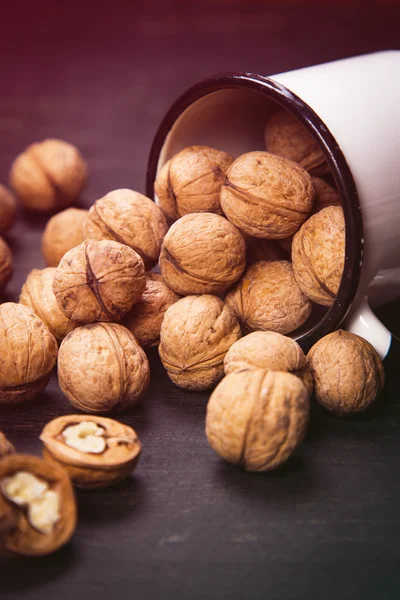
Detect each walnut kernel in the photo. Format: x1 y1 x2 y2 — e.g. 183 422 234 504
42 207 88 267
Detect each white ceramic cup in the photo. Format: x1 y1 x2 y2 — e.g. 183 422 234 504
146 50 400 359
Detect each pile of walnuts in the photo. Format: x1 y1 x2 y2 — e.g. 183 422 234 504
0 109 386 557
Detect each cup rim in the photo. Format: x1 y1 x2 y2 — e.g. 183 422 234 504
146 72 364 352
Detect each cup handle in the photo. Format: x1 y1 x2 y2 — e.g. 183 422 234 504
345 297 399 363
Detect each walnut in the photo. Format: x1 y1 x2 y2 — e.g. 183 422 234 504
307 330 385 416
154 146 234 222
0 431 15 459
224 331 313 395
86 189 168 270
20 268 78 343
206 369 309 471
277 235 293 254
292 206 345 306
243 233 285 265
159 295 241 391
159 213 246 296
0 303 57 405
53 239 146 323
226 261 312 335
220 151 314 239
312 177 341 214
0 455 76 557
58 323 150 413
9 139 87 212
265 109 329 177
123 273 180 348
42 208 88 267
0 184 17 235
40 415 141 489
0 237 13 292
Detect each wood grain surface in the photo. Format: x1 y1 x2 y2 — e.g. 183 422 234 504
1 2 400 599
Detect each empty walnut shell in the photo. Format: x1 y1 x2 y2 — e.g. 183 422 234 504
265 109 329 177
220 151 314 239
292 206 345 306
0 455 76 557
312 177 341 214
0 431 15 459
0 184 17 235
308 330 385 416
40 415 142 489
9 139 87 212
20 268 78 343
224 331 313 395
0 237 13 292
154 145 234 222
86 189 168 270
42 208 88 267
58 323 150 413
123 273 180 348
53 239 146 323
206 369 310 471
159 213 246 296
0 303 58 405
226 261 312 335
159 295 241 391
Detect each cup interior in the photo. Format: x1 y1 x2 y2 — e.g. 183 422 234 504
146 74 363 352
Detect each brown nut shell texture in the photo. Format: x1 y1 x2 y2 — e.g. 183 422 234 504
40 415 141 489
9 139 87 212
206 369 310 471
53 239 146 323
123 272 180 348
226 261 312 335
58 323 150 413
20 267 78 343
265 109 329 177
86 189 168 270
159 212 246 296
0 237 13 292
159 295 242 391
0 184 17 235
307 330 385 416
312 177 340 214
292 206 345 306
224 331 313 395
154 145 234 222
42 207 88 267
0 431 15 459
0 303 58 405
220 151 314 239
0 455 76 557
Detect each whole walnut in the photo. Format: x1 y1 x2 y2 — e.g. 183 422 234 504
42 208 88 267
292 206 345 306
10 139 87 212
0 185 17 235
58 323 150 413
0 303 58 404
206 369 310 471
0 237 13 292
224 331 313 395
123 273 180 348
308 330 385 416
86 189 168 270
265 109 329 177
159 295 242 391
20 268 77 343
226 261 312 335
154 145 234 222
312 177 340 214
220 151 314 239
53 239 146 324
243 234 285 265
159 213 246 296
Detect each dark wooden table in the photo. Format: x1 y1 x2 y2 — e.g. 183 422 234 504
1 2 400 598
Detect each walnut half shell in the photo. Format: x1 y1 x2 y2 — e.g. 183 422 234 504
40 415 142 489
